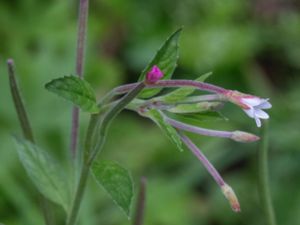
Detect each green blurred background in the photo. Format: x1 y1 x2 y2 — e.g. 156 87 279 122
1 0 300 224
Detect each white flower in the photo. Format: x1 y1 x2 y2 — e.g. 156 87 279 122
240 97 272 127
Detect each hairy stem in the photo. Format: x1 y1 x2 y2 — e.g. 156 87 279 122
66 82 146 225
88 82 146 164
66 163 89 225
176 94 226 104
7 59 55 225
179 132 225 186
258 122 277 225
112 79 227 96
133 177 147 225
179 132 240 212
70 0 90 159
165 116 259 143
166 117 233 139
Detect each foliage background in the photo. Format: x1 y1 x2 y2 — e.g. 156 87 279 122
1 0 300 224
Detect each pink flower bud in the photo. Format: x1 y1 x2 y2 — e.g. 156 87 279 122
221 183 241 212
146 65 164 84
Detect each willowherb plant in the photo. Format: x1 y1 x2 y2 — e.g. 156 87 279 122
7 28 271 224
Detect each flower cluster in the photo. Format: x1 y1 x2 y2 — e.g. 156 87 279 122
225 90 272 127
111 65 272 212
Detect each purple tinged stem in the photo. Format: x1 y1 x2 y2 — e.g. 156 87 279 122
178 94 225 103
71 109 79 158
133 177 147 225
71 0 89 159
179 132 225 187
113 79 227 95
166 117 233 139
153 80 227 93
76 0 89 79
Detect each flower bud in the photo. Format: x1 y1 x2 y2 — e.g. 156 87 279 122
145 65 163 84
221 183 241 212
231 131 260 143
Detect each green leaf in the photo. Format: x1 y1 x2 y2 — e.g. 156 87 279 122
45 76 99 113
167 102 223 114
92 160 134 217
13 137 70 212
138 28 182 98
160 72 213 103
146 109 184 152
168 111 227 127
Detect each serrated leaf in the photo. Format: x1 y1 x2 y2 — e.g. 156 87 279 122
13 137 70 212
45 76 99 113
92 160 133 217
146 109 184 152
138 28 182 98
161 72 213 103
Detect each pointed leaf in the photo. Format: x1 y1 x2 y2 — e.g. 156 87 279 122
92 160 134 217
160 72 213 103
14 137 70 212
146 109 184 152
167 102 223 114
169 111 227 127
45 76 99 113
138 28 182 98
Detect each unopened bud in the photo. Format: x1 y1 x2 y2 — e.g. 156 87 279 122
145 65 164 84
221 184 241 212
231 131 260 143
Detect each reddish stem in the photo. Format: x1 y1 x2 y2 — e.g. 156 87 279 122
70 0 89 159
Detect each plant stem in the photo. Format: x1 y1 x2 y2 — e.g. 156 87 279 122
71 0 90 159
66 113 102 225
133 177 147 225
258 122 277 225
66 163 90 225
88 82 146 164
176 94 226 104
112 80 227 96
179 132 241 212
66 82 146 225
7 59 54 225
179 132 225 187
166 117 233 139
167 117 259 143
75 0 89 78
154 80 227 93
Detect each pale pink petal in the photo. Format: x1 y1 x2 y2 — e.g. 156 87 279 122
241 97 261 107
258 100 272 109
254 116 261 127
255 109 269 119
243 108 255 118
